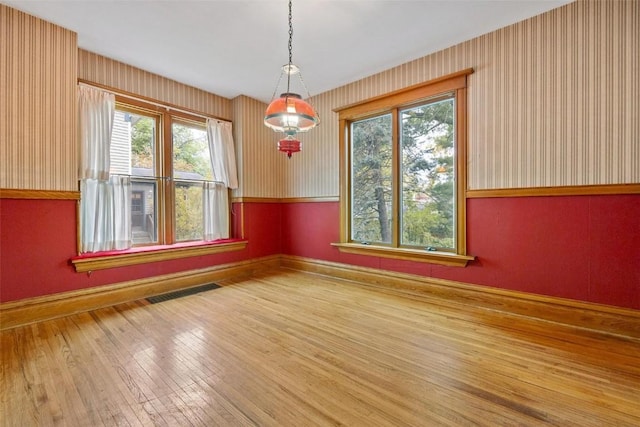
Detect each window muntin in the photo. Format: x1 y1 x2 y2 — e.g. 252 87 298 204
400 96 455 250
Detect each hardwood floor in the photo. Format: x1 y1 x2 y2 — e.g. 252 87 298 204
2 269 639 426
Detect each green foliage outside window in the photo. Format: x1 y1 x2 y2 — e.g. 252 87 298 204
172 123 211 241
128 115 214 243
351 114 393 243
172 123 213 181
400 98 455 249
130 116 154 170
175 184 204 241
350 96 456 251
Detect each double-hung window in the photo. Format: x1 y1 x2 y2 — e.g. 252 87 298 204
74 87 243 272
171 119 213 242
110 98 224 246
334 70 474 266
111 105 161 245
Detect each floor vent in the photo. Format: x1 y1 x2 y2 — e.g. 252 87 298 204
146 283 221 304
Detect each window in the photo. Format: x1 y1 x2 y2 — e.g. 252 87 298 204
172 120 212 242
74 87 244 272
334 70 474 267
111 107 160 245
110 98 225 247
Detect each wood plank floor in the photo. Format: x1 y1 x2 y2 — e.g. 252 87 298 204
2 269 639 426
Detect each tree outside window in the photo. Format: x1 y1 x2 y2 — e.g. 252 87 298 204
110 102 221 246
337 69 473 266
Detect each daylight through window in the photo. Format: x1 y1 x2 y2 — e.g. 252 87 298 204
110 98 227 247
336 70 473 266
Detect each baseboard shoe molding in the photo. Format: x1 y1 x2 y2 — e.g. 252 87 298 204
0 255 280 331
280 255 640 340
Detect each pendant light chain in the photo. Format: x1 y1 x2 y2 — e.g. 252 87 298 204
263 0 320 144
286 0 293 94
288 0 293 66
288 0 318 121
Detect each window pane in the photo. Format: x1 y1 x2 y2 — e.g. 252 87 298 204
172 122 212 181
350 114 393 244
174 181 203 241
111 110 157 175
400 97 455 250
131 179 157 244
172 121 210 242
111 109 159 245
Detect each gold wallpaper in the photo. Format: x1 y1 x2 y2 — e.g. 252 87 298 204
3 0 638 196
77 50 231 121
231 95 284 198
1 4 78 191
283 0 639 196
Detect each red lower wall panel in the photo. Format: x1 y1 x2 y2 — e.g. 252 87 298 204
281 195 640 310
2 196 638 310
0 200 281 303
238 202 282 257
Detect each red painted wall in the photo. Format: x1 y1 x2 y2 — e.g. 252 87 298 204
2 196 638 310
239 202 282 257
280 195 640 310
0 200 281 303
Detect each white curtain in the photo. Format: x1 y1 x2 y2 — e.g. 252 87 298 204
78 86 132 252
202 182 229 241
204 119 238 241
110 175 132 249
207 119 238 189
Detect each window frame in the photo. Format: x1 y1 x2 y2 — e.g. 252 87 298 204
72 91 245 273
113 101 165 246
333 69 474 267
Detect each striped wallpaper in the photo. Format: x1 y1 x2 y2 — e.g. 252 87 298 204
231 95 284 198
281 93 340 199
78 50 231 121
278 0 639 196
1 4 77 192
3 0 638 197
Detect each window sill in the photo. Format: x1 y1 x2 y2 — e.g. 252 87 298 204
71 239 247 273
331 243 474 267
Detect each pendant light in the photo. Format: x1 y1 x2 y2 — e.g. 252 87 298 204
264 0 319 156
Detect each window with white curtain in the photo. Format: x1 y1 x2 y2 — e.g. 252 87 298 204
172 119 212 242
110 106 161 245
80 88 237 252
115 98 235 247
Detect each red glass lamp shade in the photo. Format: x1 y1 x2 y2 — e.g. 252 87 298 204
278 137 301 158
264 93 319 136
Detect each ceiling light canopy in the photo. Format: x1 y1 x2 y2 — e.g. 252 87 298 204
264 0 319 155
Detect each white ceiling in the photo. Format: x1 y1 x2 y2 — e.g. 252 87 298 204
5 0 572 103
